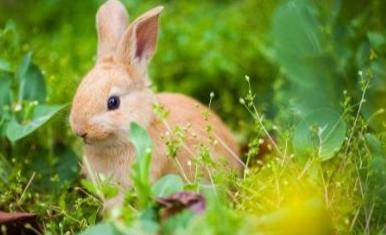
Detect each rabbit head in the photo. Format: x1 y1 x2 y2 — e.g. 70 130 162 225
70 0 163 147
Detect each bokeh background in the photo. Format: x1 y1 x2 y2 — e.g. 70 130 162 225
0 0 385 234
1 0 385 129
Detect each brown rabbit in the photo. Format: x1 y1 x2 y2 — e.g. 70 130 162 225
70 0 242 205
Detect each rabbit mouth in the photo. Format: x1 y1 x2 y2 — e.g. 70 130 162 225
84 133 129 149
82 133 112 145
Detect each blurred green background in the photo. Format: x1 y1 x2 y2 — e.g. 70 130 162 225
1 0 385 130
0 0 385 233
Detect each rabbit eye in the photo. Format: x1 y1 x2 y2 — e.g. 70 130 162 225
107 95 120 110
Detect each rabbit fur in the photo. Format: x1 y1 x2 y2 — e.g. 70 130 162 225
69 0 242 206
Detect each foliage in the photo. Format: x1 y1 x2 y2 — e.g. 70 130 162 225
0 0 385 234
293 108 347 161
130 122 154 208
0 50 66 142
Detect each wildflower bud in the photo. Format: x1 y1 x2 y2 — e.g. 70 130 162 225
210 92 215 99
239 98 245 105
245 75 250 82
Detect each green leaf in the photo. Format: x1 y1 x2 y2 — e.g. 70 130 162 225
6 104 66 142
365 134 384 157
130 122 153 208
81 179 98 195
0 20 19 49
152 174 184 197
161 210 194 235
0 97 12 137
270 0 342 113
80 222 121 235
0 73 12 110
56 147 79 186
365 134 386 221
22 64 47 102
367 32 385 49
17 52 32 82
0 155 11 183
0 58 11 72
130 122 153 159
362 59 386 131
17 53 47 103
293 108 347 160
271 0 327 84
100 183 119 199
139 208 160 233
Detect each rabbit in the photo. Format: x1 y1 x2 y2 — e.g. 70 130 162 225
69 0 243 206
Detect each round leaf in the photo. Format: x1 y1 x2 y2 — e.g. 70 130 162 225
152 174 184 197
293 108 347 160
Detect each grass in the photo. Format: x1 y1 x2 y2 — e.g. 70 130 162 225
1 0 385 234
3 71 384 234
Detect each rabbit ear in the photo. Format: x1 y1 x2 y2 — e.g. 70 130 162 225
96 0 129 61
115 6 163 71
